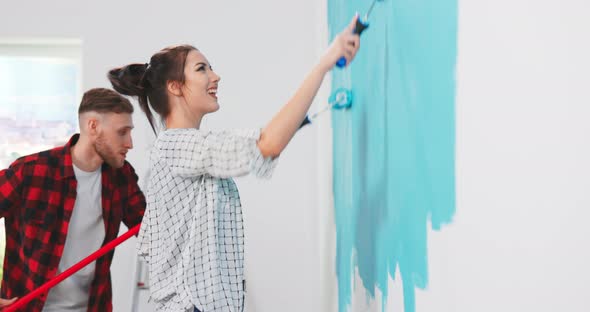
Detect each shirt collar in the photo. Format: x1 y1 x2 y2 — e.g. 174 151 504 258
60 133 79 180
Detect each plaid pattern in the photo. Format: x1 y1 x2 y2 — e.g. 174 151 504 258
0 134 145 311
138 128 277 312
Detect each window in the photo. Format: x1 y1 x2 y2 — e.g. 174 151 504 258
0 38 81 280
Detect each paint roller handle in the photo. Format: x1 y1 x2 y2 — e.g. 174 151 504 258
299 116 312 129
335 17 369 68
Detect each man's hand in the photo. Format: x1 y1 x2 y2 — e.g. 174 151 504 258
0 297 18 310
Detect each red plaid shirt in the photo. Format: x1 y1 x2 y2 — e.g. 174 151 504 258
0 134 145 311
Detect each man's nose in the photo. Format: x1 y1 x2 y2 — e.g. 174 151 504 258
126 136 133 149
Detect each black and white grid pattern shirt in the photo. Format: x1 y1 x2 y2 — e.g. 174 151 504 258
138 128 277 312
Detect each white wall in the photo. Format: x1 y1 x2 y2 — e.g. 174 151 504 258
321 0 590 311
0 1 329 311
444 1 590 311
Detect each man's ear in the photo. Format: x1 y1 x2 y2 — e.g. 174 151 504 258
167 80 183 97
85 116 100 136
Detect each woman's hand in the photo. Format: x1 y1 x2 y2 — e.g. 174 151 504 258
319 14 362 71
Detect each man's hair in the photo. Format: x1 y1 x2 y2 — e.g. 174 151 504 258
78 88 134 115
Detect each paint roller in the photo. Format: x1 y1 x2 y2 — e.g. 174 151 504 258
299 88 352 128
299 0 383 128
336 0 384 68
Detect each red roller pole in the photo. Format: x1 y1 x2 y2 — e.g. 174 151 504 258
5 224 140 312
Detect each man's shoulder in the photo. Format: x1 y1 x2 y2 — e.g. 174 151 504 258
108 160 139 183
119 160 137 174
11 145 64 168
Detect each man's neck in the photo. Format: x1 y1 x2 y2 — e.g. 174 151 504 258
70 136 103 172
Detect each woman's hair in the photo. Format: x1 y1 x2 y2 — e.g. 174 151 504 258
108 44 197 133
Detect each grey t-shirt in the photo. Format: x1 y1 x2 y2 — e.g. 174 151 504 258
43 164 105 312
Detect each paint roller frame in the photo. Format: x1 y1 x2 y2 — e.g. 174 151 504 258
299 88 353 129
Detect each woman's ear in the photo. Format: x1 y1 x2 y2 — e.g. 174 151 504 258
166 80 183 97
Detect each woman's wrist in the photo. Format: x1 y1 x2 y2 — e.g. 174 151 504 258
315 59 332 76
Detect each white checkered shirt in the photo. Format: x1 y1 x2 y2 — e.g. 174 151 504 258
138 128 278 312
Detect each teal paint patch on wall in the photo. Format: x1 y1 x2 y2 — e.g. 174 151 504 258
328 0 457 311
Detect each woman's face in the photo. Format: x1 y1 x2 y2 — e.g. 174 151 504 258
181 49 221 115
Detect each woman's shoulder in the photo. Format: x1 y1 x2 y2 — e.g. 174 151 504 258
155 128 199 143
158 128 261 140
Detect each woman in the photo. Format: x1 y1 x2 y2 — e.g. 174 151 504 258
108 15 360 312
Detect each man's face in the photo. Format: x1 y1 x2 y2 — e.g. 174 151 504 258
94 113 134 168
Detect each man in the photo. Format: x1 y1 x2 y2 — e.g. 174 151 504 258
0 88 146 311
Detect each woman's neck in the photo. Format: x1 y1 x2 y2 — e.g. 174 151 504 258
166 104 203 129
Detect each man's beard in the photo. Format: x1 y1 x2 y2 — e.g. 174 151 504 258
94 134 123 168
